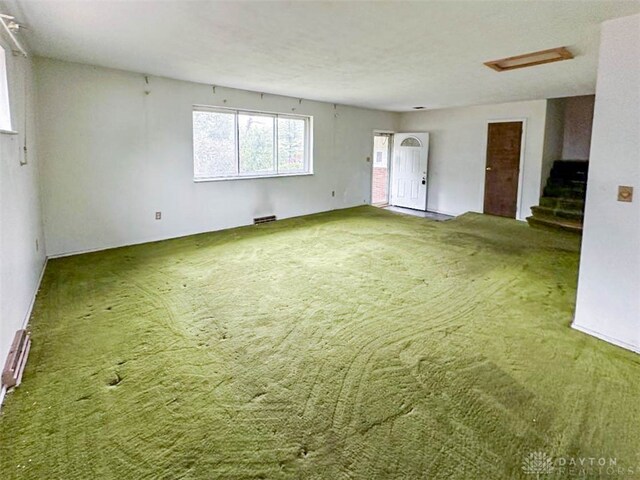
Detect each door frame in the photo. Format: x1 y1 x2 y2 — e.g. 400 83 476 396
480 118 527 220
371 130 394 205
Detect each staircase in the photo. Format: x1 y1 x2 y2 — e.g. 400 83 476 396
526 160 588 234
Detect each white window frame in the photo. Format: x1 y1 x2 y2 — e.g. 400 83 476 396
193 105 313 181
0 44 14 134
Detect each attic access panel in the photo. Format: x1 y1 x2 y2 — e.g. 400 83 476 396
485 47 573 72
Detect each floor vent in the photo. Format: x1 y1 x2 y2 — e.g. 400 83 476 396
2 329 31 389
254 215 277 225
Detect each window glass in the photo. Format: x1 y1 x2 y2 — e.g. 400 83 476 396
277 117 306 173
193 107 311 180
193 110 236 177
239 113 275 175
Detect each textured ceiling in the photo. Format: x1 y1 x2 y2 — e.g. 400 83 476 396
4 0 640 111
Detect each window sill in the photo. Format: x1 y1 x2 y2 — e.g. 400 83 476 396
0 129 18 135
194 172 314 183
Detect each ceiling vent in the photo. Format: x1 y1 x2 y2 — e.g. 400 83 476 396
484 47 573 72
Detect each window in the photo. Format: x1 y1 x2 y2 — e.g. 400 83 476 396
0 45 12 132
400 137 421 147
193 106 312 180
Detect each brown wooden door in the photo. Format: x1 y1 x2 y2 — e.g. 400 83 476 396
483 121 523 218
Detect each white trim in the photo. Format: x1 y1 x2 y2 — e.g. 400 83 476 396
49 205 370 259
370 131 394 205
481 118 528 221
193 104 311 120
0 257 47 408
571 322 640 355
21 258 48 330
47 233 224 259
194 172 313 183
424 207 461 217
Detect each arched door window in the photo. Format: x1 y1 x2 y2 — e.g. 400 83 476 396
400 137 421 147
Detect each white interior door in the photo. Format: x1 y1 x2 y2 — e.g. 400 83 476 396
390 132 429 210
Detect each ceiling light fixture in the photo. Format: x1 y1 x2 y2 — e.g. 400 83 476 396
484 47 573 72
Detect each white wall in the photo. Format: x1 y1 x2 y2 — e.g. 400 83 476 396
399 100 549 220
541 98 566 190
0 40 46 380
35 58 399 256
561 95 595 161
573 14 640 353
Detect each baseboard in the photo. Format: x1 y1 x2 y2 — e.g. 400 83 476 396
47 205 362 259
0 257 48 408
390 204 460 218
45 227 247 258
426 207 460 217
21 257 48 329
571 322 640 354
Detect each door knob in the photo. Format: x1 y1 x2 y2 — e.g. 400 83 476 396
486 167 492 171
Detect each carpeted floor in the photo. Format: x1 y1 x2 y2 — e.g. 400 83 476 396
1 206 639 479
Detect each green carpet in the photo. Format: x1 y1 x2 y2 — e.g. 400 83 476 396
1 206 639 479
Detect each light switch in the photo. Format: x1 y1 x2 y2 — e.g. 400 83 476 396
618 186 633 202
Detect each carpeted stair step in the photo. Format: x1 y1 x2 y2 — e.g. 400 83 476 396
539 197 585 211
526 215 583 234
528 159 587 234
531 206 584 222
543 185 586 199
546 177 587 188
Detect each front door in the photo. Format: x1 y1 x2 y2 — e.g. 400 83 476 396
391 133 429 210
483 121 523 218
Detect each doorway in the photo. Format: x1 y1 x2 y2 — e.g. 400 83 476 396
390 132 429 211
372 133 392 205
483 121 524 218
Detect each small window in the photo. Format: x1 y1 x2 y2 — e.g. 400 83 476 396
400 137 421 147
0 45 12 131
193 106 312 180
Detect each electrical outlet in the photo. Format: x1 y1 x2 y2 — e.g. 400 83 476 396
332 191 335 197
155 211 162 220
